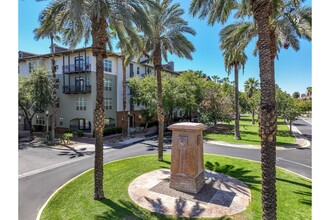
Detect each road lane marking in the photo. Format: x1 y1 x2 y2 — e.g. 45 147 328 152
277 157 311 169
18 156 91 179
300 117 312 125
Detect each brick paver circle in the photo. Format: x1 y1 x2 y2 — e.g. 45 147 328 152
128 169 251 218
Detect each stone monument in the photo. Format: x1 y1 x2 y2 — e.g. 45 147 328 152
167 122 205 193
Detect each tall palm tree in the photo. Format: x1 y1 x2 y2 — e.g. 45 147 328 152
222 48 247 140
189 0 311 218
39 0 149 200
143 0 196 161
34 9 61 142
220 4 311 218
244 77 260 124
108 23 143 138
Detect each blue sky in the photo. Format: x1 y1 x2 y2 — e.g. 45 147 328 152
18 0 311 95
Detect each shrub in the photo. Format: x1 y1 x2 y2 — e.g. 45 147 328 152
60 133 73 144
76 130 84 137
103 127 123 136
64 129 72 134
43 131 51 141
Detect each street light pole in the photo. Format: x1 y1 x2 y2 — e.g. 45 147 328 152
127 111 130 137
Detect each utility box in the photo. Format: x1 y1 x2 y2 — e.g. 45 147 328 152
168 122 205 194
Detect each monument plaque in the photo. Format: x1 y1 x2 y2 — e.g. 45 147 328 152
168 122 205 193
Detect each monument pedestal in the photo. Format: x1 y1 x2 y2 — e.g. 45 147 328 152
168 123 205 194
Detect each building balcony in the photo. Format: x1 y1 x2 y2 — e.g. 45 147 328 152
63 63 91 74
62 85 91 94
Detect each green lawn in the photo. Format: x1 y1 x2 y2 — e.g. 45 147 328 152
204 115 296 146
40 154 311 220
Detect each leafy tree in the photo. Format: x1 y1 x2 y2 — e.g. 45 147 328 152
282 101 302 133
143 0 196 161
200 81 233 129
19 67 52 136
163 74 179 126
40 0 150 200
129 75 157 130
175 70 206 120
292 91 300 99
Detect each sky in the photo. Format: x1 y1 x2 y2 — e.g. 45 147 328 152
18 0 312 96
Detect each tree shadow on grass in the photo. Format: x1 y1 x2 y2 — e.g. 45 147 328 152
293 191 312 206
205 161 261 192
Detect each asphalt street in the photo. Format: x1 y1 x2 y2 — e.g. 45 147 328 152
18 117 312 220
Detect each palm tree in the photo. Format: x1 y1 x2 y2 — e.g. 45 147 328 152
143 0 196 161
189 0 309 218
211 75 220 83
220 4 311 217
39 0 149 200
108 23 143 138
222 48 247 140
34 9 61 142
244 77 260 124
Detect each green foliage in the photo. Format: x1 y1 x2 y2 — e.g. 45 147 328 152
200 81 233 125
103 127 122 136
292 91 300 99
19 67 52 135
60 133 73 145
64 129 72 134
43 131 51 141
76 130 84 137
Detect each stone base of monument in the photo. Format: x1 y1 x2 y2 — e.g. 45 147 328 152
128 169 251 218
169 171 205 194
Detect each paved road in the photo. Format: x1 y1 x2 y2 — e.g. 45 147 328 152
19 118 312 220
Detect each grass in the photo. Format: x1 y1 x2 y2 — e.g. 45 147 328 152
40 154 311 220
204 115 296 146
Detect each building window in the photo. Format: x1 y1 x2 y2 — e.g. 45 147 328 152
76 97 87 110
137 66 140 75
36 116 45 125
104 60 112 72
29 62 35 73
104 118 116 128
104 78 112 91
104 98 112 110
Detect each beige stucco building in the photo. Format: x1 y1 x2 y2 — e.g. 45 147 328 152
18 45 177 135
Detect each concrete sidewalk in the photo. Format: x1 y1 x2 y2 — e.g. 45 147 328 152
47 126 158 152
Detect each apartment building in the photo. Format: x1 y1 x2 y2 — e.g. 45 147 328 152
18 44 177 135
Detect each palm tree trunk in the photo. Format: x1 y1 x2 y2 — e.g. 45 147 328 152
252 1 277 219
122 56 128 137
252 109 255 124
91 16 108 200
50 34 57 142
234 64 241 140
154 43 164 161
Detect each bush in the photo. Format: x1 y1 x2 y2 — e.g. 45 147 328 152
43 131 51 141
103 127 123 136
76 130 84 137
60 133 73 144
64 129 72 134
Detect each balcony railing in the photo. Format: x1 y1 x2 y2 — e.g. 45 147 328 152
63 63 91 73
62 85 91 94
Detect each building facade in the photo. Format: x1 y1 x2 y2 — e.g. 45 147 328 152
18 45 176 135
